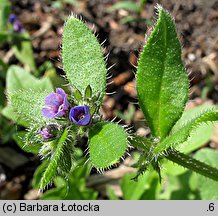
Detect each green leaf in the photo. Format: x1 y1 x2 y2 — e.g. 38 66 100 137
159 170 197 200
40 128 68 189
189 148 218 199
121 170 159 200
106 186 119 200
41 158 97 200
0 80 5 107
84 84 92 99
9 90 51 124
0 0 11 31
12 32 36 72
1 105 29 126
0 31 8 44
172 104 215 153
32 160 49 189
110 1 140 13
13 131 41 154
73 88 83 102
136 6 189 139
0 58 8 80
153 108 218 155
88 122 128 169
6 65 53 92
62 16 107 99
2 65 53 125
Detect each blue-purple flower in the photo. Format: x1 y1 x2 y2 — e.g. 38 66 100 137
69 105 91 126
40 127 54 140
9 14 17 23
41 88 69 119
9 14 24 33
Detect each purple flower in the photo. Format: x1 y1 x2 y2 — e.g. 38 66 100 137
13 20 24 33
40 127 54 140
9 14 17 24
41 88 69 119
8 14 24 33
69 105 91 126
40 124 59 140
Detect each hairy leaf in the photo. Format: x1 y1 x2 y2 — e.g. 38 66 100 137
10 90 50 123
153 108 218 155
136 6 189 139
2 65 53 125
13 131 41 154
89 122 128 169
62 16 107 99
40 128 68 189
172 104 215 153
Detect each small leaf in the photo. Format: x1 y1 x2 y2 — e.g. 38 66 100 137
153 108 218 155
40 128 68 189
136 6 189 139
73 88 83 102
90 103 97 116
110 1 140 13
62 16 107 100
89 122 128 169
84 84 92 99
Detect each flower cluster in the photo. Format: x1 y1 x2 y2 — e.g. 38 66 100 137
41 88 91 139
9 14 24 33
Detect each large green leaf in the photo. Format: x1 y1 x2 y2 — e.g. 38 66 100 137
9 90 51 123
62 16 107 98
89 122 128 169
189 148 218 199
153 108 218 155
136 6 189 139
2 65 53 125
6 65 52 92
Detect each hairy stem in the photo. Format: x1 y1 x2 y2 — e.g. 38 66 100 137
166 149 218 182
129 135 218 182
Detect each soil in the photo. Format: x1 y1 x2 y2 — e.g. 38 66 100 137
0 0 218 199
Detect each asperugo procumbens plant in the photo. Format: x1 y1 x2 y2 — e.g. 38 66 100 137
7 5 218 190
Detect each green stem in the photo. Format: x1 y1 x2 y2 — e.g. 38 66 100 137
166 149 218 182
129 135 218 182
